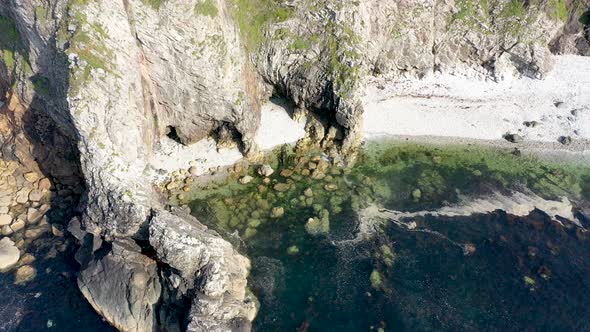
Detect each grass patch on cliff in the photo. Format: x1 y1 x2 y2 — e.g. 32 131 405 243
0 15 31 75
230 0 294 50
194 0 218 17
142 0 165 10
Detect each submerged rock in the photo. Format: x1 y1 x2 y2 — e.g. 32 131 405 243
270 207 285 218
239 175 254 184
305 210 330 236
14 265 36 285
257 165 274 177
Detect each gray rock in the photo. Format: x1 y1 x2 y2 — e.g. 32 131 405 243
78 239 161 332
0 238 20 272
503 133 524 143
149 209 257 331
558 136 572 145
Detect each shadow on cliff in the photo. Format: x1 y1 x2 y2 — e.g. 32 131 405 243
0 10 118 330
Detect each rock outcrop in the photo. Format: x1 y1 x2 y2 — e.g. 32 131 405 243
78 239 161 332
150 208 257 332
0 0 588 330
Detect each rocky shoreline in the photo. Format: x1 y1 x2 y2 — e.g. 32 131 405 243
1 0 589 331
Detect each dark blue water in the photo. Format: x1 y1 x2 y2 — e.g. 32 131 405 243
0 233 116 331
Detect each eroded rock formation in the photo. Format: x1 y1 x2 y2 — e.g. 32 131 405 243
0 0 588 330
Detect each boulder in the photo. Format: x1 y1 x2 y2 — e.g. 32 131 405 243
78 239 161 332
0 238 20 272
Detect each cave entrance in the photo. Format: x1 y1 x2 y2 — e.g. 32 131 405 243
166 126 183 145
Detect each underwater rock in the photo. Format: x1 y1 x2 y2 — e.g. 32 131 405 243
271 207 285 218
280 169 294 178
287 246 300 255
239 175 254 185
370 270 384 290
14 265 36 285
258 165 274 177
324 184 338 192
305 210 330 236
412 189 422 200
273 183 290 192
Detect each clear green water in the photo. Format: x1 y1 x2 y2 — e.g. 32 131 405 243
186 142 590 331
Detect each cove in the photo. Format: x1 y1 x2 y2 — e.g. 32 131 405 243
177 141 590 331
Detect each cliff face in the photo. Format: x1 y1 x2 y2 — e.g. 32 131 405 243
0 0 588 330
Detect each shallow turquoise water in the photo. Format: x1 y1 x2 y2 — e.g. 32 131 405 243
187 142 590 331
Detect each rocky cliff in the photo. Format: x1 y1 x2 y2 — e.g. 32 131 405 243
0 0 588 330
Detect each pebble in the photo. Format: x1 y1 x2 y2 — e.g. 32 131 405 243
188 166 199 175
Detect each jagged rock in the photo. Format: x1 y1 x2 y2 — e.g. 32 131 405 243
149 209 257 331
78 239 161 332
0 238 20 272
257 165 274 177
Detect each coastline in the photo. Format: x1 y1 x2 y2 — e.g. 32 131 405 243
151 55 590 183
